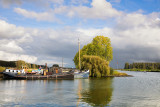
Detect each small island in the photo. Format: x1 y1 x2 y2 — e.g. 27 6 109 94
73 35 130 77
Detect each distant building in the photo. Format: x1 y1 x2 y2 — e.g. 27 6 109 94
49 67 76 74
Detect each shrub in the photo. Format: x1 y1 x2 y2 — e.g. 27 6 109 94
0 66 5 72
81 55 110 77
27 70 32 72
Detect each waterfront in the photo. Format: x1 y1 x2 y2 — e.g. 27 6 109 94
0 71 160 106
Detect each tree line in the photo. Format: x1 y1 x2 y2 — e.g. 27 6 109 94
124 62 160 70
0 60 40 69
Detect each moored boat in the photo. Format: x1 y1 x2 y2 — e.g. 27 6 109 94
2 69 74 80
74 70 89 79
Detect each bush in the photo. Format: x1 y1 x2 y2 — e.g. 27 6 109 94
112 70 128 76
27 70 32 72
81 55 110 77
0 66 5 72
110 67 114 75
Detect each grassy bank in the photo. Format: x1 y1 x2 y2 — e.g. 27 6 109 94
111 70 129 77
107 70 130 77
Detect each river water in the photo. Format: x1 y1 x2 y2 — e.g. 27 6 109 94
0 71 160 107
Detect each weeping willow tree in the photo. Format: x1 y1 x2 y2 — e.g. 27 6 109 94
74 36 113 77
81 55 110 77
74 36 113 69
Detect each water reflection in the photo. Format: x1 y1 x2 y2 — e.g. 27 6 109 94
77 78 113 107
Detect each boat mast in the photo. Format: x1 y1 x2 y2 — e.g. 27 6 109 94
62 57 63 68
78 38 81 70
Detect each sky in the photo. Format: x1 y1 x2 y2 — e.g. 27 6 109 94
0 0 160 68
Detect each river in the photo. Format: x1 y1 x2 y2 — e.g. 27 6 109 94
0 71 160 107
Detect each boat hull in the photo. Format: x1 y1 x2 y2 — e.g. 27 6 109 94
74 71 89 79
2 72 74 80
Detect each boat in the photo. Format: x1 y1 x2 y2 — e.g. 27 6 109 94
2 68 74 80
74 70 89 79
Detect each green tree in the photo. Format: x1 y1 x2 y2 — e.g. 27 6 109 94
74 36 113 69
16 60 30 69
124 62 129 69
81 55 110 77
52 64 59 67
0 66 5 72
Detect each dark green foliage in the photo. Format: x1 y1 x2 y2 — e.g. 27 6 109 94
0 60 16 67
124 62 129 69
81 55 110 77
0 60 39 69
110 67 114 75
52 64 59 67
124 62 160 70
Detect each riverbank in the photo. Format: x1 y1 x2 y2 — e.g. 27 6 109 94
122 69 160 72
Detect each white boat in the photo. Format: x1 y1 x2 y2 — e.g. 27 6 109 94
74 70 89 79
3 69 26 78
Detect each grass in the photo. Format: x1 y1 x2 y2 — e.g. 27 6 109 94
111 70 128 77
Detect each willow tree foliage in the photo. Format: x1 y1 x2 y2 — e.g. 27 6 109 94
81 55 110 77
74 36 113 69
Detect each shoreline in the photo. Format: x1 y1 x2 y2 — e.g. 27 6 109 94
121 69 160 72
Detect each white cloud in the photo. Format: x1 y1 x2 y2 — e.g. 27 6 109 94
0 19 26 39
0 41 23 53
12 0 122 21
14 8 58 22
0 51 37 63
66 0 122 19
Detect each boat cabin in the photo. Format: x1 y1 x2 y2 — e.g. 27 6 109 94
5 69 25 74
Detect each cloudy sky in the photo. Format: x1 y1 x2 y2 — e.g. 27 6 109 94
0 0 160 68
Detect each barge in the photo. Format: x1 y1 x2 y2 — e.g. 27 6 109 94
3 69 74 80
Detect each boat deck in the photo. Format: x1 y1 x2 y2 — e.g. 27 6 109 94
2 72 74 80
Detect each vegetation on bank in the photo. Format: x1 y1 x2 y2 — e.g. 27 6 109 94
81 55 110 77
74 36 129 77
123 69 160 72
124 62 160 72
0 60 42 69
111 70 128 76
0 66 5 72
